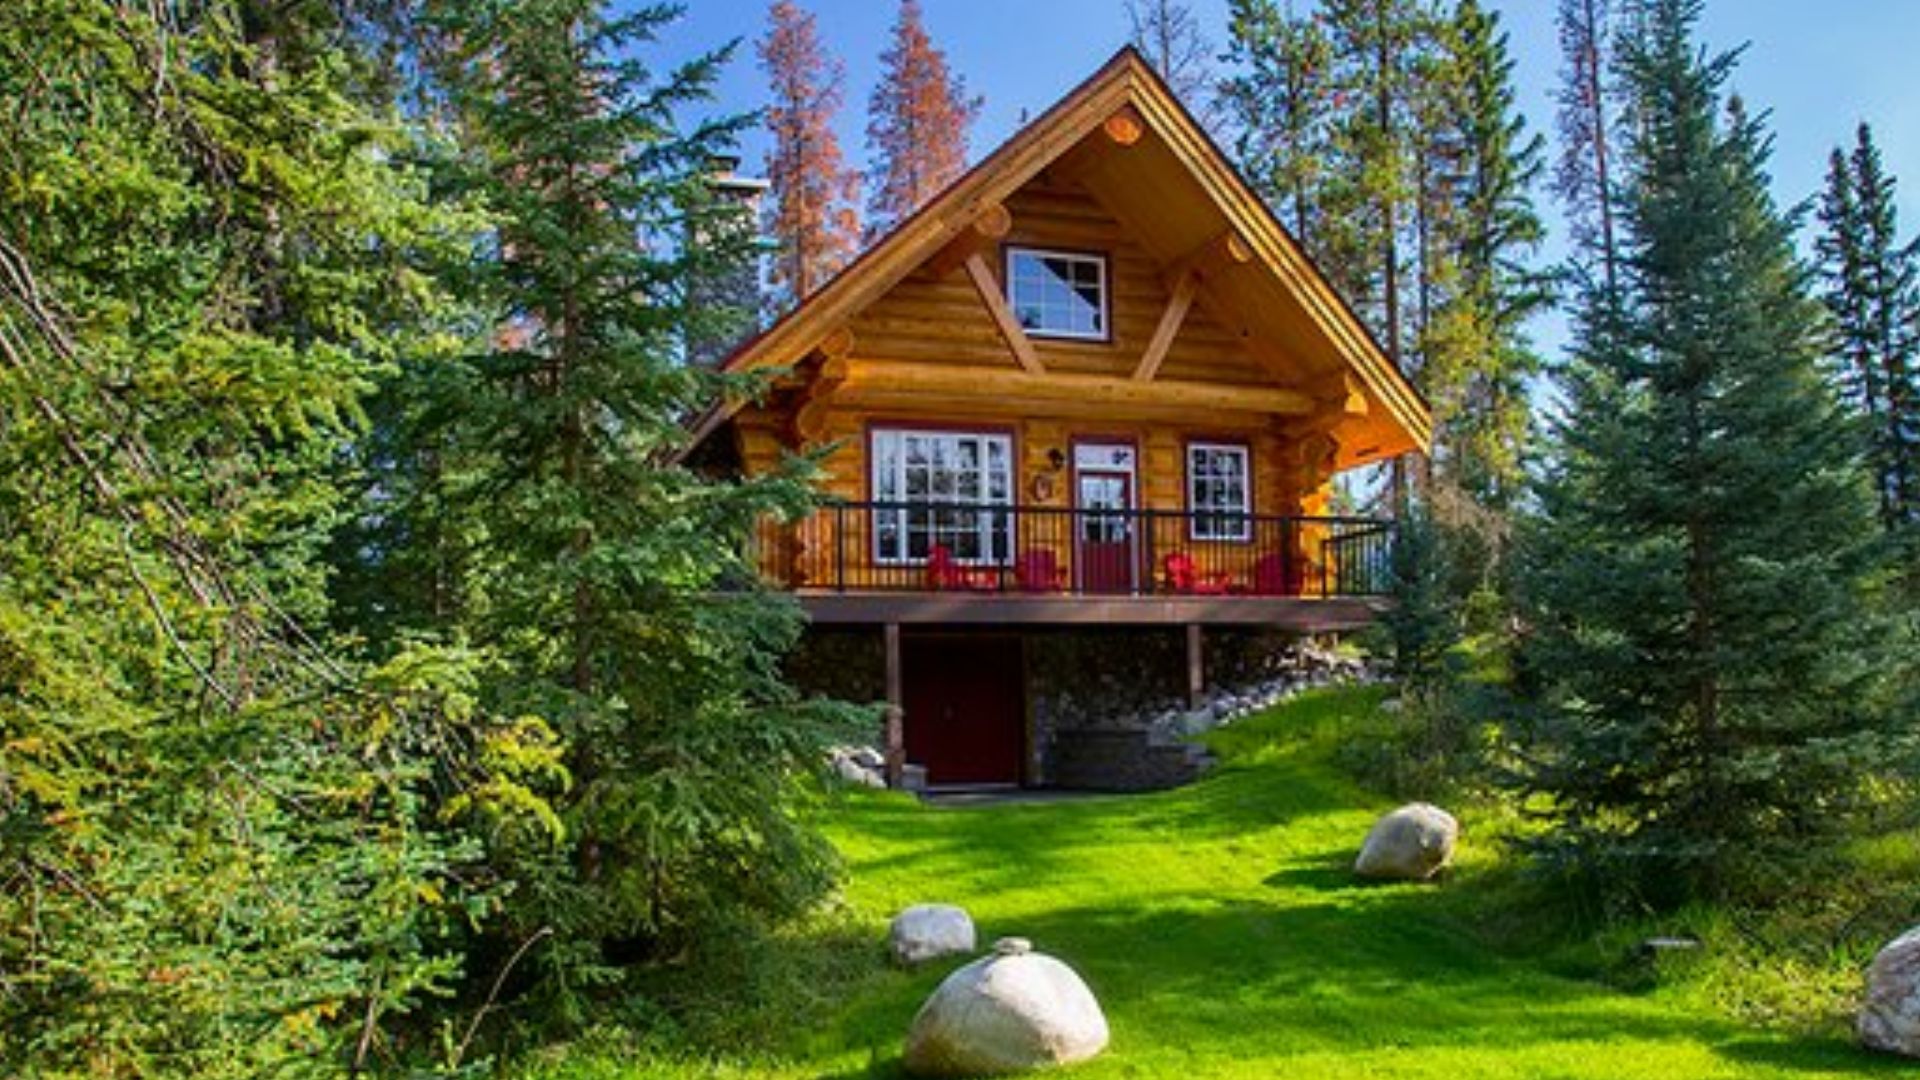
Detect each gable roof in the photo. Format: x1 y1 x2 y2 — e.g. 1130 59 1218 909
689 47 1430 468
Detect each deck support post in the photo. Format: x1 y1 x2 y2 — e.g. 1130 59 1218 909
1185 624 1205 711
883 622 905 788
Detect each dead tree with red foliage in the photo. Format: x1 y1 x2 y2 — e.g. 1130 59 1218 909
759 0 861 307
864 0 981 237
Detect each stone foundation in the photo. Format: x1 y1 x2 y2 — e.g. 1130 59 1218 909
787 625 1363 793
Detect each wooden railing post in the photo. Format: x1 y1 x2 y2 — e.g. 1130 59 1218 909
883 622 904 788
835 502 847 592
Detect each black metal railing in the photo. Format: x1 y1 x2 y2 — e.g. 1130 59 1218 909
753 501 1395 599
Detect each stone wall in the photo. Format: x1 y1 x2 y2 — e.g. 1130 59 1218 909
785 625 1353 793
784 627 888 751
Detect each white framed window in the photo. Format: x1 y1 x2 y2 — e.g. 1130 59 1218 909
1187 442 1251 542
871 429 1014 564
1007 247 1108 340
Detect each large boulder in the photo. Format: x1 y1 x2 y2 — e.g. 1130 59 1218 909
904 938 1109 1077
1354 802 1458 882
890 904 977 966
1860 927 1920 1056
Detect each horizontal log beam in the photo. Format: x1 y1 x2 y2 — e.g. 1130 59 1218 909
841 359 1314 416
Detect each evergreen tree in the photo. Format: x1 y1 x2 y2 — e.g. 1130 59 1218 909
865 0 981 237
1517 0 1900 901
1320 0 1423 371
1816 122 1920 534
760 0 862 307
1418 0 1547 513
0 1 550 1071
1221 0 1335 250
1127 0 1215 109
1554 0 1623 292
402 0 861 1016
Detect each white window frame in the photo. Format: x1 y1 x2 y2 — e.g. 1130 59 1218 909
1187 442 1252 542
870 428 1015 565
1005 246 1109 341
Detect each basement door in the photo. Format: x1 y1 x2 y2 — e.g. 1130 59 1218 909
901 634 1025 787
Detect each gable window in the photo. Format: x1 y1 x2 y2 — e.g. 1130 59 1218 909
1007 247 1107 340
871 429 1014 563
1187 442 1251 542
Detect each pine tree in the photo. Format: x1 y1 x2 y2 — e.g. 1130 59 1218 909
1419 0 1547 513
406 0 861 1014
1555 0 1622 291
1222 0 1335 249
1127 0 1215 109
1816 122 1920 533
865 0 981 236
1321 0 1423 371
759 0 861 307
1518 0 1899 901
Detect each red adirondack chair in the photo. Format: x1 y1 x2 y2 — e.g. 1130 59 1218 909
1253 553 1305 596
1014 549 1065 593
927 545 1000 592
1163 552 1232 595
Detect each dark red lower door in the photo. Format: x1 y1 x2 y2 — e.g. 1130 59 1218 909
902 634 1025 786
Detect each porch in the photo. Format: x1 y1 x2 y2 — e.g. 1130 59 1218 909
755 501 1396 621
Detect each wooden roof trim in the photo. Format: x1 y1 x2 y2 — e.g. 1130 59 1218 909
1121 70 1432 451
681 48 1431 459
710 61 1135 379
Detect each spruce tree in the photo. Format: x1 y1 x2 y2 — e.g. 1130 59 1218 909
1518 0 1899 901
1816 122 1920 534
406 0 861 1014
0 1 550 1071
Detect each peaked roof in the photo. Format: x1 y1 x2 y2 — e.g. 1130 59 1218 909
691 47 1430 466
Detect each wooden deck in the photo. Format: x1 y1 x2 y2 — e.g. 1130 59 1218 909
795 590 1388 629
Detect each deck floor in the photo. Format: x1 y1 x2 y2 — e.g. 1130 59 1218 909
794 590 1387 628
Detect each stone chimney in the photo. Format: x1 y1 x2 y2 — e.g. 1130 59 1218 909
686 155 770 367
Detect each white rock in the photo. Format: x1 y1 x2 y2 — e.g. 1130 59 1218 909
833 755 883 788
904 938 1109 1077
1354 802 1459 881
1860 927 1920 1056
889 904 977 966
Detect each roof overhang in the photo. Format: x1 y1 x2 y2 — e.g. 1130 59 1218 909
684 47 1431 470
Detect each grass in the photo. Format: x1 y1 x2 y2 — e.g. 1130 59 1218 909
516 687 1910 1079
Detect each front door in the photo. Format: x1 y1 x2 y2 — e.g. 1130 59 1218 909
1075 443 1137 594
902 634 1025 787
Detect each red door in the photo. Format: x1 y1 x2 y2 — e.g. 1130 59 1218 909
902 634 1025 786
1076 470 1136 594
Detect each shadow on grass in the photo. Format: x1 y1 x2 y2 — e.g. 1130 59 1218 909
801 890 1884 1079
1262 850 1364 893
1712 1037 1912 1075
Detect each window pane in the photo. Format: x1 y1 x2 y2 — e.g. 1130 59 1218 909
1008 249 1105 338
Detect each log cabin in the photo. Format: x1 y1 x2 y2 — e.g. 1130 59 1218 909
684 48 1431 792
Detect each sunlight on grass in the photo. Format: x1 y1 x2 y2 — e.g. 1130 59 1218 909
521 687 1904 1079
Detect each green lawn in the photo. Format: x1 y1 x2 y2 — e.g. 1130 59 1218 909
521 688 1907 1079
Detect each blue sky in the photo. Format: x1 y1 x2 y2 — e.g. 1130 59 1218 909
664 0 1920 351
